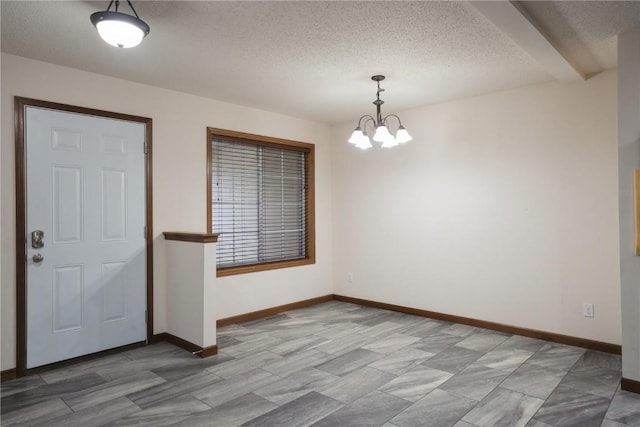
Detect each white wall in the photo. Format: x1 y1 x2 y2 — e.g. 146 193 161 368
1 53 333 371
331 69 621 344
618 31 640 382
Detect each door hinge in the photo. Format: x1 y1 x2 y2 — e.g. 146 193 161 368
145 310 148 324
144 226 147 237
143 141 148 154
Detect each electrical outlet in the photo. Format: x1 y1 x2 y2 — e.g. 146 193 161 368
347 272 353 283
583 302 594 318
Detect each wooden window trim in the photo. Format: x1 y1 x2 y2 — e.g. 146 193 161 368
207 127 315 277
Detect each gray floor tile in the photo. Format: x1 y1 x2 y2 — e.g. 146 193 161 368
262 349 333 377
527 343 585 371
320 366 395 403
312 390 410 427
150 353 234 381
500 363 566 399
106 394 210 426
494 335 547 353
455 332 509 353
0 301 632 427
0 374 45 397
439 364 510 401
462 387 544 427
314 333 373 355
361 321 407 338
127 370 222 408
315 322 368 340
525 419 555 427
605 390 640 426
475 348 534 372
222 336 285 358
174 393 278 427
370 348 435 375
403 320 451 338
533 384 611 427
572 350 622 371
46 396 141 427
601 420 632 427
362 333 421 354
269 335 329 356
192 368 280 408
378 366 452 402
96 348 192 381
559 365 621 398
207 350 283 379
441 323 478 337
38 353 131 384
63 370 165 411
242 391 343 427
254 368 339 405
316 348 383 376
217 334 243 349
421 346 483 374
1 372 107 414
410 334 464 354
0 397 72 426
391 388 477 427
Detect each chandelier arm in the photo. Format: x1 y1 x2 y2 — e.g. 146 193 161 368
362 116 376 133
382 114 404 128
126 0 141 19
105 0 116 12
357 115 376 129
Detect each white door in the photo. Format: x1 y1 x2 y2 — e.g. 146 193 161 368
25 106 147 369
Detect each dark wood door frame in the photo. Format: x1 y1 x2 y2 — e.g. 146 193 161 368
14 97 154 377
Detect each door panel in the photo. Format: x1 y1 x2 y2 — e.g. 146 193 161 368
25 106 146 369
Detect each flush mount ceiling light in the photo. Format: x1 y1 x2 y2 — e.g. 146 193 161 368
90 0 150 48
349 75 412 150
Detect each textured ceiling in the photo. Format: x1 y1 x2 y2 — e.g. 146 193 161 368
2 1 639 124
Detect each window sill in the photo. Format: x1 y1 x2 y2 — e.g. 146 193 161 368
216 257 315 277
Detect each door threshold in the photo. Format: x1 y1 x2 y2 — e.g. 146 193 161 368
24 341 146 377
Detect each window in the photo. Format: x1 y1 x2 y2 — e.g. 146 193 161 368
207 128 315 276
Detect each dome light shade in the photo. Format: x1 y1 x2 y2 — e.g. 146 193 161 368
91 1 150 48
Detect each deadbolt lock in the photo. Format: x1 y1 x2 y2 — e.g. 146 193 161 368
31 230 44 249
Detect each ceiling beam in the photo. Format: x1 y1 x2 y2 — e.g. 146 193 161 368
471 1 585 82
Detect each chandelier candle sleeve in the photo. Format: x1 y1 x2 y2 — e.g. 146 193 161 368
348 75 412 149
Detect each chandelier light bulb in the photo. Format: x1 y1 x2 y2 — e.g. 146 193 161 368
349 128 364 144
381 135 398 148
373 125 392 142
395 126 413 144
356 134 373 150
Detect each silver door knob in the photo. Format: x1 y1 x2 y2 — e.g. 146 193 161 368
32 253 44 263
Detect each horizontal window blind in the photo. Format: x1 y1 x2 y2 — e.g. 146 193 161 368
211 138 307 268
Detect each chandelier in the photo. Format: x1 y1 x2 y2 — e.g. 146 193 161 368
348 75 412 150
90 0 150 49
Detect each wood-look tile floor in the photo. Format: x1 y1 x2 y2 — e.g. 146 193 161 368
2 301 639 426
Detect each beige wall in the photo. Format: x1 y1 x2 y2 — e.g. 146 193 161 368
0 53 333 371
618 31 640 382
0 52 624 372
331 69 621 345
